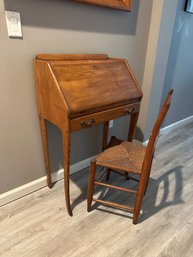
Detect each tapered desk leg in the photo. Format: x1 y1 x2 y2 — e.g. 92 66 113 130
128 111 139 142
62 127 73 217
87 160 96 211
39 118 52 188
103 121 112 180
103 121 109 150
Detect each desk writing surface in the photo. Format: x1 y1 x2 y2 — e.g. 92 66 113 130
49 59 142 118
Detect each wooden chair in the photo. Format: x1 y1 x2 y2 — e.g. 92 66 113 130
87 90 173 224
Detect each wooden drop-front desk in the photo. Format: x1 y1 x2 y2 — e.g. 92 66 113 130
33 54 143 216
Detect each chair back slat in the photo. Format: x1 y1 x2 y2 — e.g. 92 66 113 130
141 90 173 176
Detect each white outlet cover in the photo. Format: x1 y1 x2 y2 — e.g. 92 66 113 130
109 120 113 128
5 11 22 38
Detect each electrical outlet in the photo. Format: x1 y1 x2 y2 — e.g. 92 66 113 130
109 120 113 128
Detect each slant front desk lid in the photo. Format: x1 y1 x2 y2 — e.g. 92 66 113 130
36 54 142 118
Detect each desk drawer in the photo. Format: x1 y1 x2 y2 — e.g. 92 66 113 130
70 102 140 132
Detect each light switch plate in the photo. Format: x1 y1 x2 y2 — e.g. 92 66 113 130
5 11 22 38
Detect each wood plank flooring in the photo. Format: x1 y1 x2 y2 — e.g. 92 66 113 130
0 120 193 257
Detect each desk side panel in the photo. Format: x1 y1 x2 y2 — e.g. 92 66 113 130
33 60 69 128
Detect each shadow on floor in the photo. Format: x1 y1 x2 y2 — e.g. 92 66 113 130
139 165 184 223
70 165 184 223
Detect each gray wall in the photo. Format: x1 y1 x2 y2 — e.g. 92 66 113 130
142 0 178 140
161 0 193 126
142 0 193 141
0 0 153 193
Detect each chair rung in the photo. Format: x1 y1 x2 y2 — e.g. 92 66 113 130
94 181 137 194
93 198 134 212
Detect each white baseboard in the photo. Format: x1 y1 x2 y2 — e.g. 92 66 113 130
0 155 97 207
143 115 193 145
1 115 193 207
160 115 193 134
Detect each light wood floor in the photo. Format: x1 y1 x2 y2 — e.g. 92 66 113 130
1 120 193 257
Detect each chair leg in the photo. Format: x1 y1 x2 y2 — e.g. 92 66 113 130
133 181 146 224
133 195 143 224
106 168 111 181
87 160 96 212
124 172 130 180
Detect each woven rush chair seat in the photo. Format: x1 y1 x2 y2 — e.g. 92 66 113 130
97 141 146 174
87 90 173 224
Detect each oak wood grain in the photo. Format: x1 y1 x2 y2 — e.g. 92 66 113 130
51 60 142 117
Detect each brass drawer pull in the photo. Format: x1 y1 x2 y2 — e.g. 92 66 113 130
124 106 135 115
80 118 96 128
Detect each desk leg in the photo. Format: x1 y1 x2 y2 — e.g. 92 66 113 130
103 121 109 150
128 112 139 142
39 118 52 188
62 127 73 217
103 122 112 180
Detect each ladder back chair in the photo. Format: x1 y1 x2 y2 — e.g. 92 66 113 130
87 90 173 224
